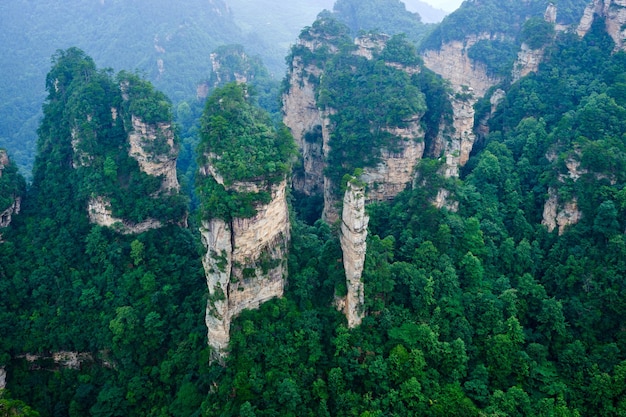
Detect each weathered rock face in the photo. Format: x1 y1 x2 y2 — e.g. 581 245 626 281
339 181 369 327
88 197 163 235
542 154 585 234
361 119 426 201
578 0 626 50
512 43 546 83
422 34 503 98
69 80 183 233
353 33 389 60
78 111 181 233
421 35 502 179
284 32 428 223
542 188 583 234
127 115 179 192
201 180 290 360
282 53 326 195
444 95 478 178
0 150 8 171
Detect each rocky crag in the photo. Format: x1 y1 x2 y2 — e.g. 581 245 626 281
199 179 289 360
42 50 186 235
283 19 454 324
198 83 293 359
578 0 626 51
338 179 369 327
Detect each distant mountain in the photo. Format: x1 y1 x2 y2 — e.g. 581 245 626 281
227 0 335 75
0 0 338 177
402 0 448 22
0 0 243 176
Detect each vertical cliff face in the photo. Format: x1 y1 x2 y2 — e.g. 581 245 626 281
422 34 503 99
282 55 326 195
200 179 290 360
198 83 293 359
421 34 503 179
578 0 626 50
283 26 433 223
512 43 546 83
339 180 369 327
361 119 426 200
541 155 589 234
127 115 179 192
282 19 342 197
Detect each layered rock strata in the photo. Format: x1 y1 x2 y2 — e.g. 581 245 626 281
201 180 290 360
339 180 369 327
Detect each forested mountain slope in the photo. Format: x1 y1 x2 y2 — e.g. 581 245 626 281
0 0 336 177
2 0 626 416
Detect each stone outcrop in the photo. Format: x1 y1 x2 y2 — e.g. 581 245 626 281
80 112 180 233
421 35 501 179
127 115 179 192
422 34 503 98
354 33 389 60
512 43 546 83
1 196 21 229
282 34 328 196
69 80 182 233
577 0 626 51
542 188 582 234
284 32 428 223
542 154 585 234
361 119 426 201
339 180 369 327
88 197 163 235
201 180 289 361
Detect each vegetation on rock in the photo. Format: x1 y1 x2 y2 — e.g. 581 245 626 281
197 82 295 221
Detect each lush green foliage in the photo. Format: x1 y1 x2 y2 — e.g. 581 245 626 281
521 16 555 49
467 39 519 78
36 48 187 224
0 153 25 213
420 0 587 51
4 3 626 417
201 12 626 417
310 30 437 190
197 83 295 221
0 51 206 416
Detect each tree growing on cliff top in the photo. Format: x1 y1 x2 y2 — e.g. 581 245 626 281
196 82 295 220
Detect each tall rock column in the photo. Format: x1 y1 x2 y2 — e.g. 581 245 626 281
197 82 294 361
200 218 233 355
200 180 290 361
339 180 369 327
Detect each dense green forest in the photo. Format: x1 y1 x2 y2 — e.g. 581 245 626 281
2 0 626 416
